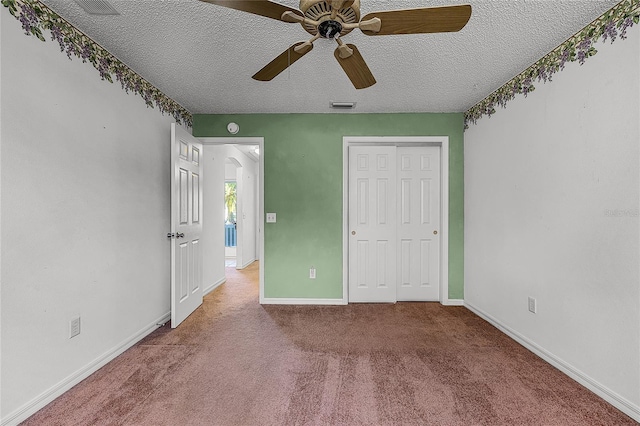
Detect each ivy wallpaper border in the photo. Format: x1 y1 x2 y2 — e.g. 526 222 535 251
2 0 193 127
464 0 640 129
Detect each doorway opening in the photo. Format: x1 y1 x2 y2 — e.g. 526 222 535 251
224 179 238 267
200 137 265 301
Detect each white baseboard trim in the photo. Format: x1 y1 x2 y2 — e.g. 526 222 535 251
236 258 256 270
203 277 226 296
260 297 348 305
464 302 640 423
1 312 171 426
441 298 464 306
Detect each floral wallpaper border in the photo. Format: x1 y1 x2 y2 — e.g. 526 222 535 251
464 0 640 129
2 0 193 127
5 0 637 130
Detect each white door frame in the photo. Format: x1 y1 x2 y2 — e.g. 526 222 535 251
199 137 265 302
343 136 453 305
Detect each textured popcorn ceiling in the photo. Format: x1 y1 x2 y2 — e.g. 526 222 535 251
40 0 621 114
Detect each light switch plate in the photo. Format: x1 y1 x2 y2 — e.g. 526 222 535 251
266 213 277 223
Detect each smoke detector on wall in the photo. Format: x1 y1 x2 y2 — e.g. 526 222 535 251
73 0 119 15
227 122 240 134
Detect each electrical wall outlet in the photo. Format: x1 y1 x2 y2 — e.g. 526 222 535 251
69 316 81 339
309 267 316 279
528 297 537 314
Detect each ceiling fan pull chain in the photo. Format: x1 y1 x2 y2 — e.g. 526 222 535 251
287 43 291 80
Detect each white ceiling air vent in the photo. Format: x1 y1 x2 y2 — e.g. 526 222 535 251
73 0 119 15
330 102 356 110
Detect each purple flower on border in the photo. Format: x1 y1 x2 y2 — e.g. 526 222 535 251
50 25 66 53
620 17 634 39
602 21 618 43
80 44 92 62
65 42 79 59
97 57 110 80
537 65 550 83
114 67 125 89
521 77 534 96
18 4 38 35
559 48 570 70
576 38 592 65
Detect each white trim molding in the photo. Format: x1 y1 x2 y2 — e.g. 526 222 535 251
342 136 450 305
441 299 464 306
465 302 640 423
236 258 256 270
261 298 348 306
203 277 226 296
1 312 171 426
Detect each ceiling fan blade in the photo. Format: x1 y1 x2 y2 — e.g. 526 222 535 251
334 44 376 89
361 5 471 36
199 0 303 21
253 42 313 81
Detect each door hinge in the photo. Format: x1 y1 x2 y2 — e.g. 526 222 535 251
167 233 175 239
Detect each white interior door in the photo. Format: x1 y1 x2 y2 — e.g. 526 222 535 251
171 123 203 328
397 146 441 301
348 146 397 303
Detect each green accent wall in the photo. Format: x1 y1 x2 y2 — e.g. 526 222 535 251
194 113 464 300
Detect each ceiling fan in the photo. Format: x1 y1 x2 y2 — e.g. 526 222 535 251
199 0 472 89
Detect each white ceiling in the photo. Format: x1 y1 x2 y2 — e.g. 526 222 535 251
40 0 621 115
233 143 260 162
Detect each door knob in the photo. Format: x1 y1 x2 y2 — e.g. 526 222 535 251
433 230 438 235
351 231 356 235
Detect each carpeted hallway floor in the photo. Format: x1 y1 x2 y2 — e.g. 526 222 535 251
23 262 636 425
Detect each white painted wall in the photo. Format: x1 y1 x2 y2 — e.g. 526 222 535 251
201 145 257 292
202 145 226 292
237 151 257 268
464 29 640 419
1 11 176 423
225 161 238 181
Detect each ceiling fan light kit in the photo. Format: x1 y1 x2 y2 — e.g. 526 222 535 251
200 0 471 89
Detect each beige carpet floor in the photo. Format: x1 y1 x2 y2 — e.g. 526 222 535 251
22 262 636 425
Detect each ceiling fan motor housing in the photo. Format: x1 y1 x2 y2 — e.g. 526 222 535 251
299 0 361 36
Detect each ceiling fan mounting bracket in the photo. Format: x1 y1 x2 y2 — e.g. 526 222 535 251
299 0 360 37
318 20 343 39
